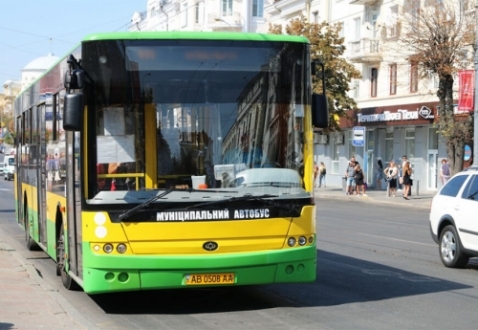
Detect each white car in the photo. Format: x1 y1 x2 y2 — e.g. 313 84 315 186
429 165 478 268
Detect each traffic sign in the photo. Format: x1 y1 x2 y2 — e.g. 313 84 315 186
352 126 365 147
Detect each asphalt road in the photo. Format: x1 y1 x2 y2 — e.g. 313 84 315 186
0 180 477 330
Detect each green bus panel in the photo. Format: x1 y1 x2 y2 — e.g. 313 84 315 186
81 243 317 294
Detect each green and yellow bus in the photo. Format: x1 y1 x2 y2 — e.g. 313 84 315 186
14 31 328 294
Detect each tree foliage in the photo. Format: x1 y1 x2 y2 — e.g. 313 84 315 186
269 16 361 131
399 0 475 173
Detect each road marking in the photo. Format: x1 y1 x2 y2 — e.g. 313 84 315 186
361 232 436 247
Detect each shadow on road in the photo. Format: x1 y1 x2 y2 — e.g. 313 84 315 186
90 250 472 314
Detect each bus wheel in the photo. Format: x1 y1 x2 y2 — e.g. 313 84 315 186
56 225 79 290
24 208 38 251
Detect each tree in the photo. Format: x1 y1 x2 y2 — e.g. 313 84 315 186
399 0 475 173
269 16 361 131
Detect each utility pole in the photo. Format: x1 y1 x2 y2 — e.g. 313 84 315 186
474 0 478 165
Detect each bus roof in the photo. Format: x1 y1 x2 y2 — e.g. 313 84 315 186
81 31 310 44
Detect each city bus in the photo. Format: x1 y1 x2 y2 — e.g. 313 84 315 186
14 31 328 294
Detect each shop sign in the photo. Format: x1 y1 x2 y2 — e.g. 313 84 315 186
358 106 434 123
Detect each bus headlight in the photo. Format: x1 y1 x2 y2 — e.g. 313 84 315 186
298 236 307 246
287 237 296 247
103 244 114 253
116 244 127 254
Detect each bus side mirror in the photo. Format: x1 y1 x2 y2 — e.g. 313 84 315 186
312 94 329 129
63 93 83 131
64 69 85 90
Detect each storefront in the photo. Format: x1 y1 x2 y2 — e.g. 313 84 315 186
313 102 456 194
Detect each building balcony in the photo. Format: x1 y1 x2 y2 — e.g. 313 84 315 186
348 38 382 63
349 0 379 5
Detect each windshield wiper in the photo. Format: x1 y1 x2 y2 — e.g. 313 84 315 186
185 193 299 213
118 188 238 221
467 189 478 200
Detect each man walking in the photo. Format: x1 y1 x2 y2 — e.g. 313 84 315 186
440 159 451 185
345 156 356 195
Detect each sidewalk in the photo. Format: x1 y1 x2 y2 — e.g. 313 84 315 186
0 240 89 330
314 185 435 210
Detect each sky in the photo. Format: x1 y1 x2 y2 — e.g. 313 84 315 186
0 0 147 92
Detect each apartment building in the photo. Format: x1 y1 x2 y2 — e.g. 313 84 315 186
268 0 473 193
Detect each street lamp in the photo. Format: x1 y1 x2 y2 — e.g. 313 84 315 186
214 17 241 32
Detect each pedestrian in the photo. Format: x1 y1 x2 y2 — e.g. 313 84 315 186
313 162 319 187
318 162 326 188
440 159 451 185
376 159 384 190
400 155 410 196
354 163 367 196
384 160 399 197
345 156 356 195
402 161 413 200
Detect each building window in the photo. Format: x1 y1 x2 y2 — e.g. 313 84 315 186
354 17 361 41
385 129 394 162
353 79 360 99
390 64 397 95
428 127 438 149
181 3 188 27
410 62 418 93
387 6 398 38
312 11 319 23
371 68 378 97
222 0 232 16
411 1 420 31
195 2 200 23
338 21 345 38
405 129 416 162
253 0 263 17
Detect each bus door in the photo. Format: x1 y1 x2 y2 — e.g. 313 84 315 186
37 103 47 244
64 131 81 278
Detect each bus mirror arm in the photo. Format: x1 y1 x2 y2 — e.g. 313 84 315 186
311 60 329 129
64 55 85 90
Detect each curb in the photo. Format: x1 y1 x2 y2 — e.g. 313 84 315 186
314 193 432 210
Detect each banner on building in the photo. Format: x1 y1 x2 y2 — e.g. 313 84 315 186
458 70 474 112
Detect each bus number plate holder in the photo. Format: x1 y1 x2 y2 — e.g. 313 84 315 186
185 273 235 285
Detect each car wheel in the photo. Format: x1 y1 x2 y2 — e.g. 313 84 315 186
439 225 469 268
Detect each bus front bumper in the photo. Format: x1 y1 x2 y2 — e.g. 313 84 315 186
81 245 317 294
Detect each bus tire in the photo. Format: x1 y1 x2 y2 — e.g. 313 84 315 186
24 206 38 251
56 225 79 290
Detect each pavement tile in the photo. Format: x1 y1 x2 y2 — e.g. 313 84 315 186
0 241 89 330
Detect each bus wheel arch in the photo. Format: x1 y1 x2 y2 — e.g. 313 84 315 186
23 194 38 251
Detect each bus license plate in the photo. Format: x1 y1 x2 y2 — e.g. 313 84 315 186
185 273 235 285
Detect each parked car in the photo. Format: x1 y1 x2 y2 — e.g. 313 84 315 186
3 155 15 181
429 165 478 268
0 162 4 175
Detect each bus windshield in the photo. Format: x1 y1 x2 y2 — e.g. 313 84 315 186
83 39 311 202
